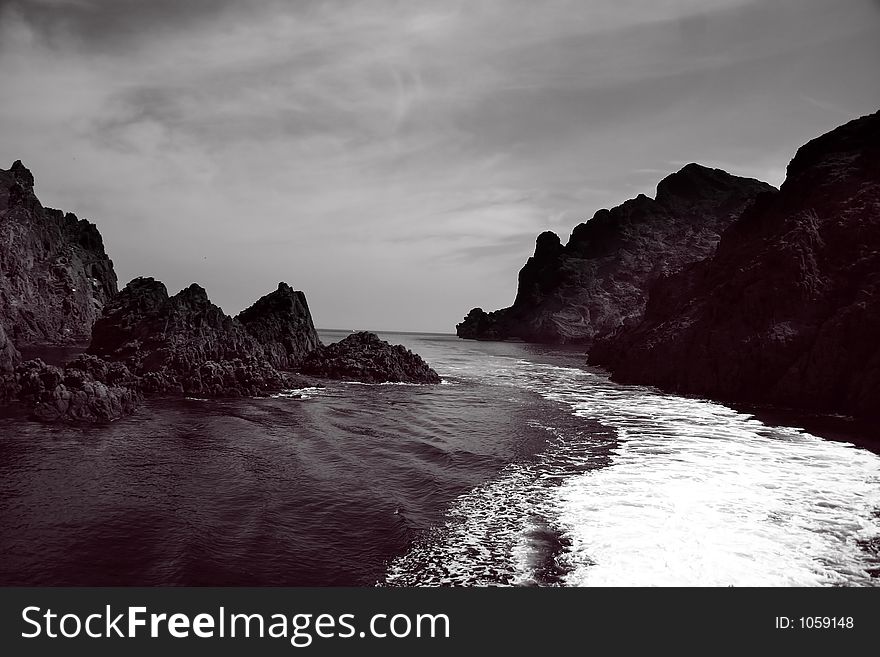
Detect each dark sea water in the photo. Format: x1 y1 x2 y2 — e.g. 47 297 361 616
1 330 878 586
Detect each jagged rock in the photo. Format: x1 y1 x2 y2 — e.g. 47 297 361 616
0 161 117 347
14 357 141 423
89 278 265 367
88 277 316 397
590 111 880 419
300 331 441 383
237 282 321 369
457 164 773 344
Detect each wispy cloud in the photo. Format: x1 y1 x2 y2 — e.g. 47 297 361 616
1 0 878 330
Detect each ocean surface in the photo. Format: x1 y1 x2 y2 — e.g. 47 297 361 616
1 330 878 586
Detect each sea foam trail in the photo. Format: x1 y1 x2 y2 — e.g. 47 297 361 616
386 358 880 587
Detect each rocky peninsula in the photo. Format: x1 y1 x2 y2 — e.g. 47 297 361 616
590 111 880 419
459 110 880 419
457 164 773 344
0 161 440 422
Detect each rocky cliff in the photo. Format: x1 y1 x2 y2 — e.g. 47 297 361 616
590 111 880 418
87 278 440 395
0 160 443 418
87 277 302 397
0 160 117 357
237 282 321 369
457 164 774 344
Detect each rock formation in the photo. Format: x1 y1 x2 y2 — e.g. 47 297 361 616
300 331 441 384
457 164 773 344
590 111 880 419
14 355 141 423
0 160 445 418
0 160 117 351
237 282 321 369
89 281 441 391
88 277 305 397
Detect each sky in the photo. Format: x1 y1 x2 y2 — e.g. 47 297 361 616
1 0 878 332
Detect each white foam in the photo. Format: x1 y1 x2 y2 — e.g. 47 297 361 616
385 358 880 587
270 386 324 399
552 391 880 586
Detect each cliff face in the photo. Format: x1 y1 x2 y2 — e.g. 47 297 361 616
456 164 773 344
590 111 880 418
0 161 117 359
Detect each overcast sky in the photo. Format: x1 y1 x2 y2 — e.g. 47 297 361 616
1 0 878 332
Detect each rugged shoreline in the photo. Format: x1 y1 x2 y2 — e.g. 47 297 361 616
459 111 880 420
0 162 441 423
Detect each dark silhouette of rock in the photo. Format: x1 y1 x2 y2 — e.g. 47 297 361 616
300 331 441 383
457 164 773 344
14 357 141 423
237 282 320 369
0 160 117 349
88 277 310 397
0 162 446 413
590 111 880 419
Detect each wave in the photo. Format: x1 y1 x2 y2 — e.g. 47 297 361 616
385 359 880 586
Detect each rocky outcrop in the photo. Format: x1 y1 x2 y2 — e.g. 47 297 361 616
0 160 117 351
0 160 443 418
457 164 773 344
88 277 307 397
300 331 441 383
14 355 141 423
590 111 880 419
236 282 320 369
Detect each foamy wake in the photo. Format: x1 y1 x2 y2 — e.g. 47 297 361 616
385 359 880 587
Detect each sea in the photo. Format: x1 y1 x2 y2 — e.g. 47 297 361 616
1 330 878 586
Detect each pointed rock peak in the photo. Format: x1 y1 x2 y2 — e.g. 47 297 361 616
9 160 34 188
177 283 209 301
237 282 315 326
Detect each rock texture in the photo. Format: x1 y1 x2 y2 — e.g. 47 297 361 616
590 111 880 418
88 277 307 397
237 282 320 369
14 355 141 423
457 164 773 344
301 331 441 383
0 160 117 352
0 322 18 376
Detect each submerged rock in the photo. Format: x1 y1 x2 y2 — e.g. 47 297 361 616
300 331 441 384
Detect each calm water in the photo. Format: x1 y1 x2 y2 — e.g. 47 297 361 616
1 330 878 586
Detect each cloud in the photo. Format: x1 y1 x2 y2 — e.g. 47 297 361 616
1 0 878 331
